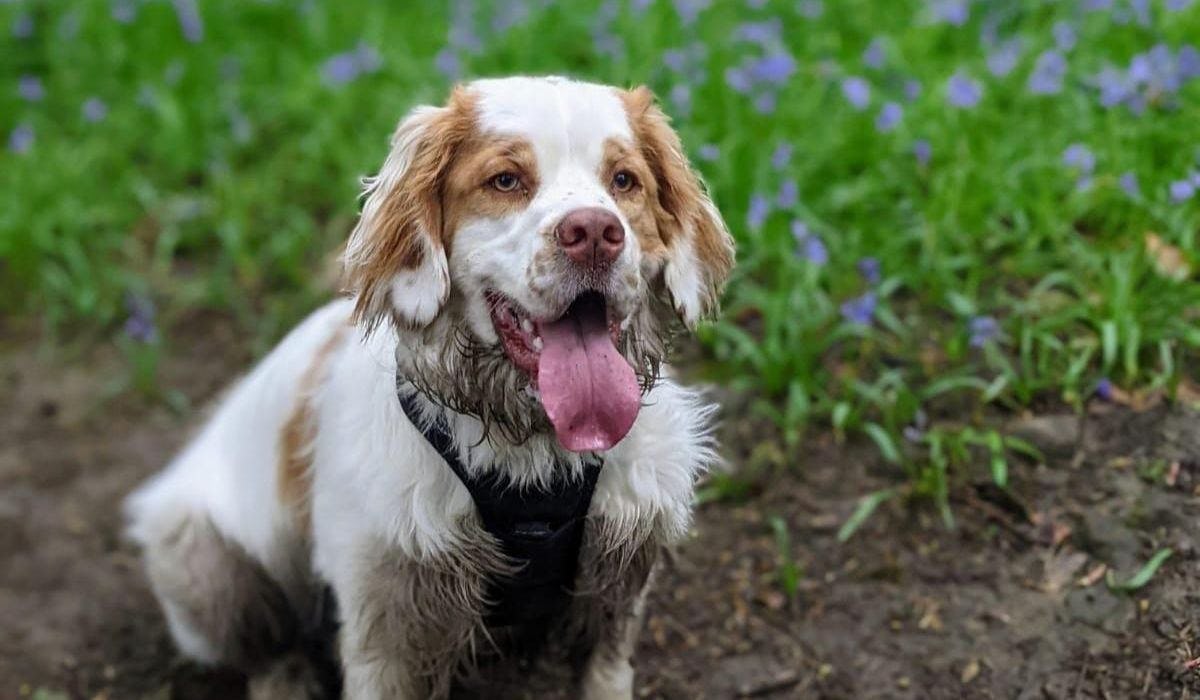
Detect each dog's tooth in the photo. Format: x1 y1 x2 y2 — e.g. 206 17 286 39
532 336 543 351
521 318 534 334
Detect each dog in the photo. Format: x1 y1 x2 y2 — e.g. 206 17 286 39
125 75 734 699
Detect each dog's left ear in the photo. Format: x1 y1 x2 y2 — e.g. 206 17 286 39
343 88 473 330
623 86 735 328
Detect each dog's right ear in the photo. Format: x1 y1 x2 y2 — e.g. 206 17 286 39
343 90 473 330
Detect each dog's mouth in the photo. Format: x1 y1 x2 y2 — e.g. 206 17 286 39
487 290 639 453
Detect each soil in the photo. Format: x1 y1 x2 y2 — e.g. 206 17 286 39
3 312 1200 699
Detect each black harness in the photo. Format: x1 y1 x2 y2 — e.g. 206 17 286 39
396 389 603 627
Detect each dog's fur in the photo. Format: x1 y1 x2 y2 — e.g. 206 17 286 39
126 76 733 699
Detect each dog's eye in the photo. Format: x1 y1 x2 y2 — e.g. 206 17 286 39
491 172 521 192
612 170 636 193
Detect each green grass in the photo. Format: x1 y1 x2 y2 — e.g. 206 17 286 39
3 0 1199 519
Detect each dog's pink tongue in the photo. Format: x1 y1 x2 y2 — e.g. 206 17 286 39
537 297 639 452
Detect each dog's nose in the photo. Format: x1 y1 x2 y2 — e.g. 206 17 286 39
555 208 625 268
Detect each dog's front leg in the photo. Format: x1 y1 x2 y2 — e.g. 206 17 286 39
574 520 661 700
335 529 504 700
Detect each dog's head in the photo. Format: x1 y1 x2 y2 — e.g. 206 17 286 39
344 76 733 452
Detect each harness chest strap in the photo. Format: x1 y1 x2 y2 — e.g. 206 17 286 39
395 388 603 627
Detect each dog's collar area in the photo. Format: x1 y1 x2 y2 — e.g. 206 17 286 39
395 385 603 628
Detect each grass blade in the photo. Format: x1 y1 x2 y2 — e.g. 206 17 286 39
837 488 896 542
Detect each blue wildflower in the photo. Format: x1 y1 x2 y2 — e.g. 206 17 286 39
842 76 871 110
1167 0 1194 10
12 13 33 39
968 315 1000 347
799 0 824 18
875 102 903 132
673 0 710 25
752 92 777 114
791 221 828 265
841 292 878 326
322 42 384 86
669 84 692 117
734 19 782 46
1062 144 1096 173
747 194 771 230
435 49 462 80
1028 50 1067 95
124 294 158 344
904 79 923 101
778 179 799 208
172 0 203 43
946 70 982 108
987 39 1021 77
1129 0 1152 24
725 66 752 94
863 37 886 69
1169 179 1195 202
1084 0 1114 9
1119 171 1140 196
913 139 932 166
931 0 969 25
18 75 44 102
8 124 33 154
858 257 882 284
698 144 720 161
771 142 792 170
83 97 109 123
749 51 796 85
1094 378 1113 401
1053 21 1077 52
112 0 137 24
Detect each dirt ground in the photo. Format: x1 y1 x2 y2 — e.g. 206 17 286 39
4 312 1200 699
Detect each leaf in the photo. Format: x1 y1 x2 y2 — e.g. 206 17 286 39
1106 548 1173 592
837 488 896 542
864 422 901 464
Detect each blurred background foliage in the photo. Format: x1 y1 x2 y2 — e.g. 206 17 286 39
2 0 1199 518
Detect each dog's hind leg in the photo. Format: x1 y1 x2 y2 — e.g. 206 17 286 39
139 510 299 673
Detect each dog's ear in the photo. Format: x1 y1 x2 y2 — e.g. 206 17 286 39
623 86 735 329
343 90 473 330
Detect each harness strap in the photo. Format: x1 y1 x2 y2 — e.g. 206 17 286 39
396 388 603 627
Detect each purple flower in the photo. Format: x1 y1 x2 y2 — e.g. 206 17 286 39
752 92 778 114
734 19 782 45
1095 65 1136 108
1119 171 1140 196
750 51 796 85
1084 0 1114 9
875 101 903 132
18 75 44 102
1062 143 1095 173
842 76 871 110
777 179 799 208
863 37 886 69
83 97 109 123
841 292 878 326
857 257 881 284
12 13 33 39
1129 0 1152 24
435 49 461 80
8 124 33 154
946 70 982 108
968 315 1000 347
771 142 792 170
1180 46 1200 80
124 294 158 344
791 221 828 265
1094 378 1113 401
1053 21 1077 52
698 144 720 161
725 66 752 94
1169 179 1196 202
799 0 824 18
112 0 137 24
670 84 692 117
931 0 969 25
322 42 384 86
1167 0 1194 10
1028 50 1067 95
673 0 710 25
747 194 771 230
172 0 203 43
987 39 1021 77
913 139 932 165
899 80 920 102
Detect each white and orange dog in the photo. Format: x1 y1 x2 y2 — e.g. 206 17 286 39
126 76 733 699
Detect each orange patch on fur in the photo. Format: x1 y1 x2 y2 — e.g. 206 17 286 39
601 137 667 259
442 136 539 237
345 88 481 327
619 86 734 317
278 325 349 529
